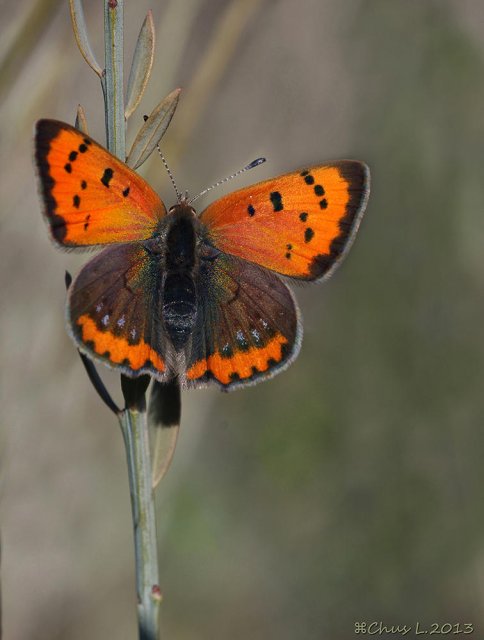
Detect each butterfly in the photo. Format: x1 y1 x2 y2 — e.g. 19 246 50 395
34 119 370 390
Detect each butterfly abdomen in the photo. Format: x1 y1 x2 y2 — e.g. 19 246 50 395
162 207 198 350
163 273 197 350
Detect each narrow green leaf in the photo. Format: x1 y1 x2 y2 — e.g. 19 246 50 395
152 424 179 489
74 104 89 133
149 380 180 488
127 88 181 169
125 11 155 119
69 0 103 77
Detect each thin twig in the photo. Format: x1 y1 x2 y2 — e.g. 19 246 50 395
119 408 161 639
103 0 126 159
101 1 161 637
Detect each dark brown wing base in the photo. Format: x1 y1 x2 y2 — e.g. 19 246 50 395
185 251 302 390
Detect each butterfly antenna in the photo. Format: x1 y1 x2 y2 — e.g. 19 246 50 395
156 142 182 203
188 157 266 205
143 114 182 202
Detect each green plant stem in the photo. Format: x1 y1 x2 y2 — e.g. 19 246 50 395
103 0 126 159
119 410 161 639
102 1 160 637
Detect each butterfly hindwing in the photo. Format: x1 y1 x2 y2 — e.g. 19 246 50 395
68 242 170 380
185 249 301 390
200 161 369 281
35 119 166 248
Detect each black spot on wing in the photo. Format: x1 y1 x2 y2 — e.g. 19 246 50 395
248 204 255 217
101 168 114 187
69 151 78 162
304 227 314 243
79 143 88 153
81 180 87 190
73 194 80 208
280 342 290 359
270 191 283 212
319 198 328 209
314 184 325 196
235 331 249 351
221 344 233 358
64 163 72 173
123 186 130 197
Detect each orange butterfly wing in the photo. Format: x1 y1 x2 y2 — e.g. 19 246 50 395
35 119 166 248
200 161 369 281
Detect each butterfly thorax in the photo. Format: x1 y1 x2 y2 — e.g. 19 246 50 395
161 204 198 351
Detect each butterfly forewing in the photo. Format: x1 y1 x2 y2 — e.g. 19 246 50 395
185 251 301 390
200 161 369 281
35 119 166 248
68 243 170 380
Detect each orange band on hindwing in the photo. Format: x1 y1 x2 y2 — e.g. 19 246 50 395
76 315 165 372
67 243 167 380
187 333 288 385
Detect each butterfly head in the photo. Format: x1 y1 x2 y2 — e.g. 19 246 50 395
168 198 196 218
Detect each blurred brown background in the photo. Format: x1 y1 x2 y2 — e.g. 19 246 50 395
2 0 484 638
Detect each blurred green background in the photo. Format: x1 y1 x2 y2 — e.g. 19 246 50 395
2 0 484 638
